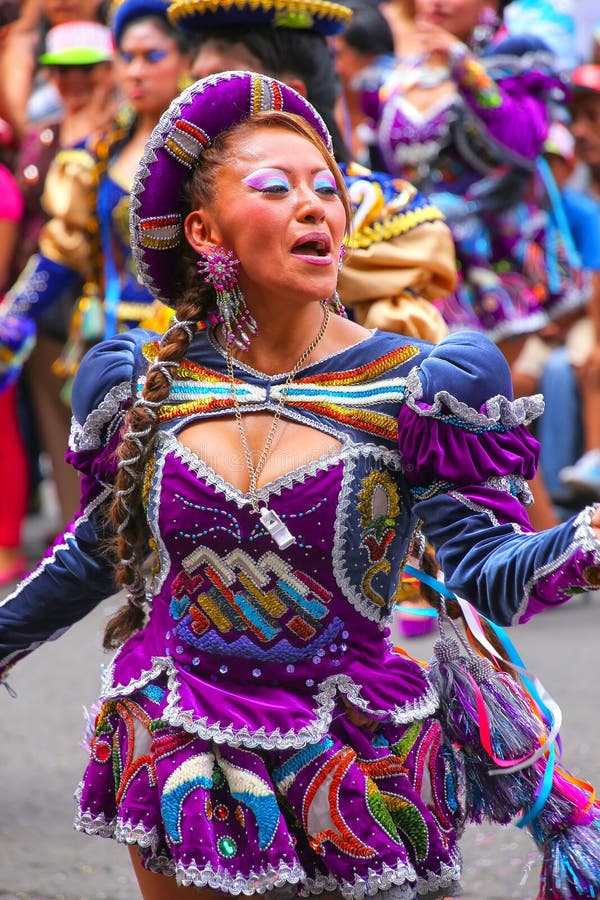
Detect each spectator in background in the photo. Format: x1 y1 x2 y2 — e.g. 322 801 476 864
14 20 117 533
0 0 104 141
569 64 600 203
333 3 394 164
511 121 600 505
358 0 585 531
0 125 26 585
0 0 194 531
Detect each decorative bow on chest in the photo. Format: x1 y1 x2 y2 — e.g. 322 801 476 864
141 343 420 441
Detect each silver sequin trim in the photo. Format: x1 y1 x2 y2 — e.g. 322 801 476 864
162 430 353 510
404 368 543 428
69 381 132 452
447 490 525 535
99 657 439 750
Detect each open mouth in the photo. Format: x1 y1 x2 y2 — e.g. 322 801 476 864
291 236 331 257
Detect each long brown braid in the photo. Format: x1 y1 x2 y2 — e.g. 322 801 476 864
102 111 352 649
103 296 206 649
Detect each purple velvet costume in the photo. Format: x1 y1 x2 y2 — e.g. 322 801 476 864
361 38 586 341
2 326 600 896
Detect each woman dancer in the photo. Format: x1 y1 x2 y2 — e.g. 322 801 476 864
1 72 600 899
360 0 584 361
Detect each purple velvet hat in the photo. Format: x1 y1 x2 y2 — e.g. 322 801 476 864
130 70 334 306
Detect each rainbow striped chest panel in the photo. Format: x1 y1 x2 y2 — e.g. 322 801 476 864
141 334 423 673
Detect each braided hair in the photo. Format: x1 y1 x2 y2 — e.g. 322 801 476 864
103 110 351 649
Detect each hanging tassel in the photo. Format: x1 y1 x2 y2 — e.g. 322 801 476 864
404 565 600 898
538 820 600 900
428 628 558 826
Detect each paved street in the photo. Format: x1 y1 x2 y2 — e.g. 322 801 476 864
1 504 599 899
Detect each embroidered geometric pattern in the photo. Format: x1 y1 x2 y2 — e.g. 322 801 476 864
170 547 342 661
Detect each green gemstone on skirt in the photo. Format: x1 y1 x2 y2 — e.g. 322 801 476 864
217 836 237 858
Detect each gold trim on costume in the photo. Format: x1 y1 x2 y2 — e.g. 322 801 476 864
347 204 446 250
167 0 352 29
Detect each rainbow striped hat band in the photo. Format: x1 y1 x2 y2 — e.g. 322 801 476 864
130 71 333 306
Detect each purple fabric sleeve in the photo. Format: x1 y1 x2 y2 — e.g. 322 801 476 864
450 54 553 161
0 330 153 679
398 405 539 487
398 332 600 625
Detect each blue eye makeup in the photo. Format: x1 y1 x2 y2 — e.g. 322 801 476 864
146 49 168 63
119 49 169 63
242 169 290 193
314 170 337 194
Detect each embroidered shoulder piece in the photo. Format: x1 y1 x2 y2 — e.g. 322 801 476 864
143 341 419 441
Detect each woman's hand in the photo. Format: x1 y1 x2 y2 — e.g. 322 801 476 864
413 18 467 66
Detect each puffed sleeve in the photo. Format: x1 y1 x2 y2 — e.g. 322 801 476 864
398 332 600 625
0 329 154 682
447 39 553 162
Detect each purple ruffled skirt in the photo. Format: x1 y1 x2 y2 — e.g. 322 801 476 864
75 677 463 898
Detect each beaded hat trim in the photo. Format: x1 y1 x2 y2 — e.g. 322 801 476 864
130 70 333 307
167 0 352 37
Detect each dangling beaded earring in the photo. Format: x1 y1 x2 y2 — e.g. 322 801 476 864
197 247 257 350
330 243 348 317
328 291 348 318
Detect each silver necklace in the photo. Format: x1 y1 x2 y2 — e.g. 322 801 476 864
225 305 330 549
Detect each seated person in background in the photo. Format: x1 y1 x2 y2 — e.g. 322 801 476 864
512 117 600 504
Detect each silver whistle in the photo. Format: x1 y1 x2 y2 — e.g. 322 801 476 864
259 507 296 550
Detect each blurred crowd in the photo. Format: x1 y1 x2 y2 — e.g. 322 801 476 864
0 0 600 588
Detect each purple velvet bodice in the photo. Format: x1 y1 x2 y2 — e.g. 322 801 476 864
102 432 436 747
